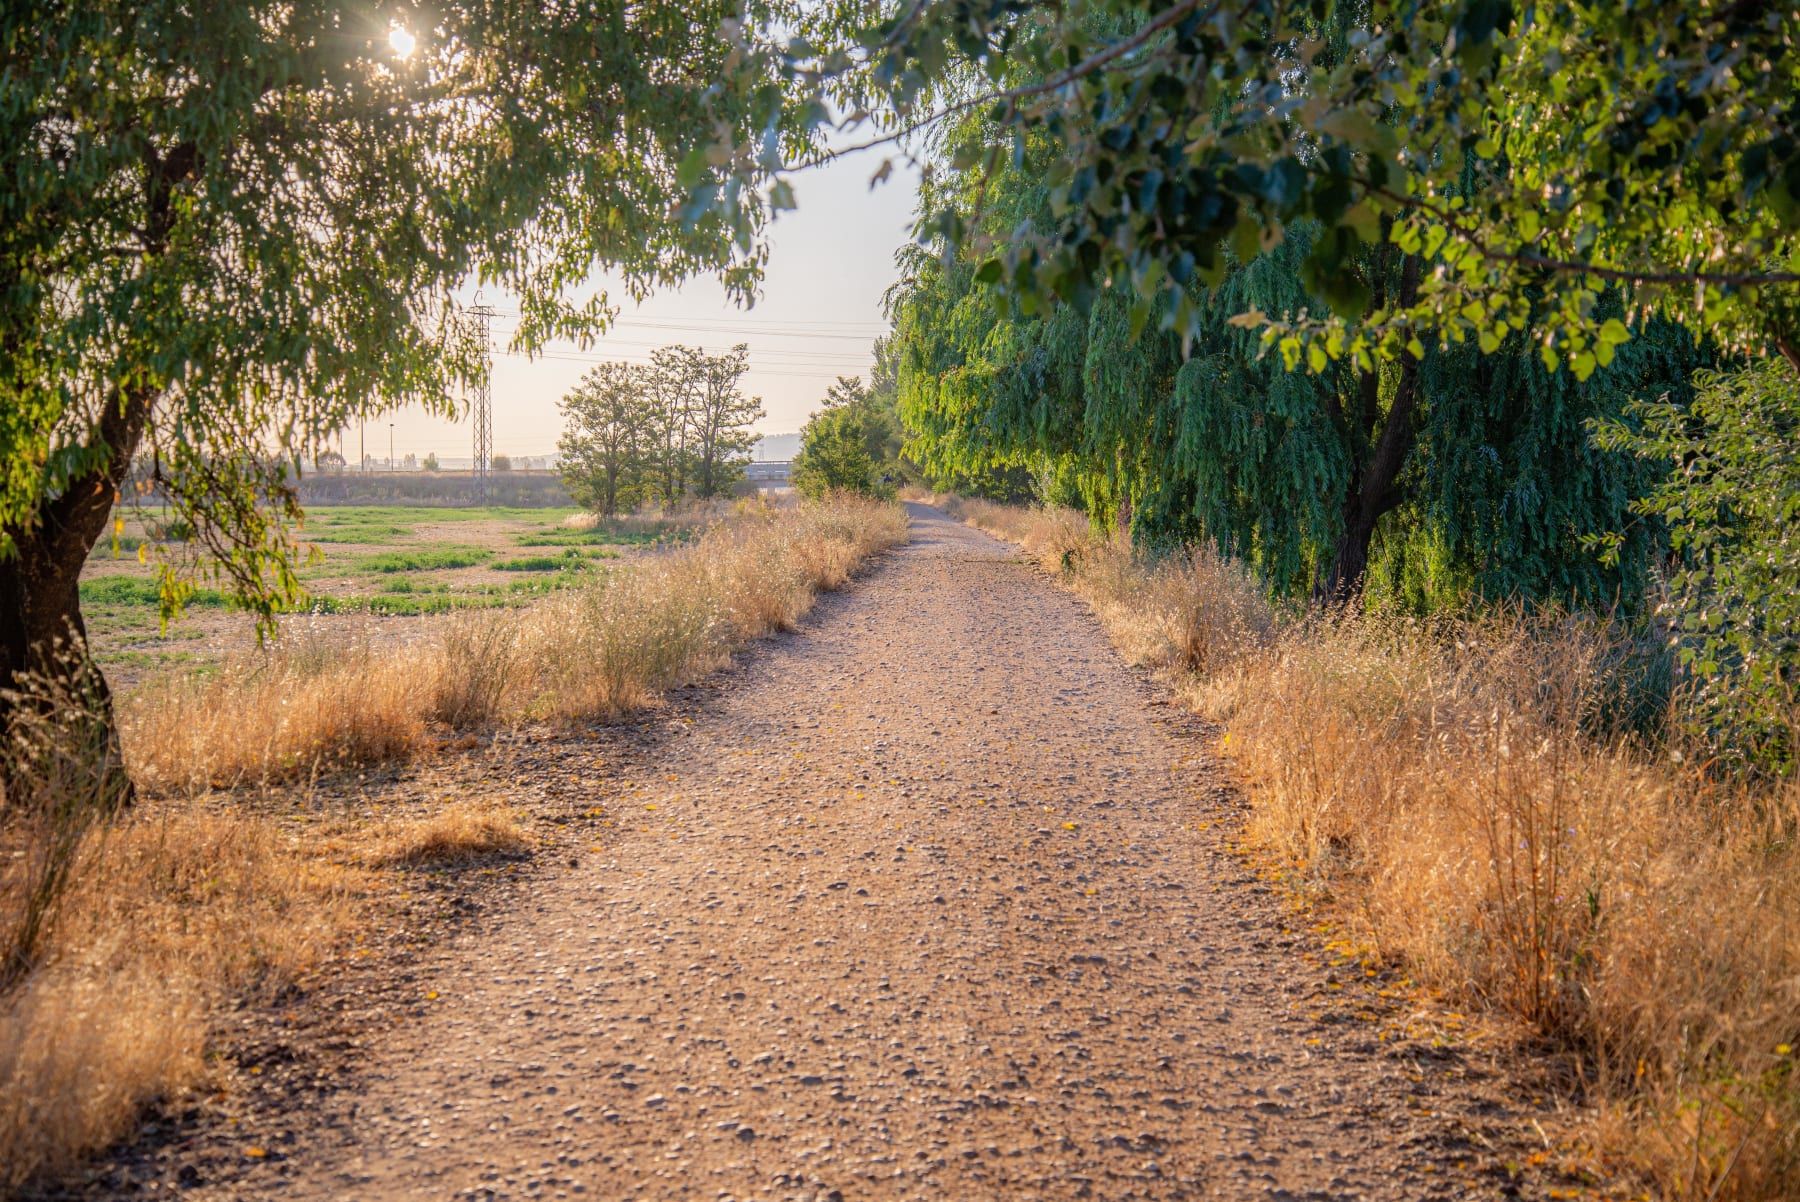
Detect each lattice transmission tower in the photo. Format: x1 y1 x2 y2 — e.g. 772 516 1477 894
469 298 497 501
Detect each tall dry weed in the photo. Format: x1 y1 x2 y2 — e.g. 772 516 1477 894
945 496 1800 1200
124 629 425 793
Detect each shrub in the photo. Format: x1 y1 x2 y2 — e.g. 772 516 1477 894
1596 360 1800 773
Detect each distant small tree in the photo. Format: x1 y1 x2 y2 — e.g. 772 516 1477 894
421 453 439 472
794 406 881 499
559 363 656 516
792 372 912 500
491 454 512 473
317 450 346 474
645 346 698 502
690 344 763 498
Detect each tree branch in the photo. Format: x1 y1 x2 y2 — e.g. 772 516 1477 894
801 0 1219 167
1374 185 1800 289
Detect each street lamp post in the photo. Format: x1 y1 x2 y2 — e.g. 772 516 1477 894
389 422 395 471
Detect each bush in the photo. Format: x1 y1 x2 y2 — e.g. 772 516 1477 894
1596 360 1800 773
793 407 884 499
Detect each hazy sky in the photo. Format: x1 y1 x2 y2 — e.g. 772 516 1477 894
357 147 923 465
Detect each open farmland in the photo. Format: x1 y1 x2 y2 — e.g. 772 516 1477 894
78 505 696 687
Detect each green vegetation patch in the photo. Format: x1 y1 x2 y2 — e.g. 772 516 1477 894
87 535 148 560
301 523 414 543
356 547 492 573
81 575 229 610
493 550 589 572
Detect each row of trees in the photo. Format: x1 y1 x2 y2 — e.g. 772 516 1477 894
888 119 1714 606
558 345 763 514
856 5 1796 767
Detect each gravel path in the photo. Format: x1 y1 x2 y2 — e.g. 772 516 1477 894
238 504 1547 1200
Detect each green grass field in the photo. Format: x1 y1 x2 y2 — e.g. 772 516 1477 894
78 504 693 677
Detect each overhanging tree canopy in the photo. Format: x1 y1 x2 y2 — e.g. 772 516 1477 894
0 0 804 717
793 0 1799 373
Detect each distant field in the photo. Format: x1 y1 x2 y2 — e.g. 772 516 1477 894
80 505 696 683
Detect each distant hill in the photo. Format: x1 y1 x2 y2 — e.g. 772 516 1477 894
752 433 801 461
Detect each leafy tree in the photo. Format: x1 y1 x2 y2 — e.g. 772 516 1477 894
1596 361 1800 773
645 345 699 501
688 344 765 498
0 0 800 744
491 454 512 473
421 453 439 473
637 344 764 501
559 363 655 516
820 375 908 475
793 406 881 499
799 1 1800 377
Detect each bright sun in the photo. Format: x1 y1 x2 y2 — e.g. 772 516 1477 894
388 26 416 59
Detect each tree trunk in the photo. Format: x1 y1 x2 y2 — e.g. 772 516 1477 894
0 388 155 800
1776 331 1800 377
1322 253 1423 603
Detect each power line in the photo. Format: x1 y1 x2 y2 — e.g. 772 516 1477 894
486 315 888 342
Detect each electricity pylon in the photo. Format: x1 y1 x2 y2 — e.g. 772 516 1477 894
469 297 497 502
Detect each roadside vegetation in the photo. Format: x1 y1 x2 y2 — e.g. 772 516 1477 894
791 363 914 500
921 490 1798 1200
0 494 905 1194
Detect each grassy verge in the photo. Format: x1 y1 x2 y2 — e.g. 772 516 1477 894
0 494 905 1195
918 490 1799 1201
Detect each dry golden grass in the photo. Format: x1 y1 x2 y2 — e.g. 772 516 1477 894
125 632 427 793
359 801 528 868
0 806 372 1192
122 494 909 790
942 496 1800 1201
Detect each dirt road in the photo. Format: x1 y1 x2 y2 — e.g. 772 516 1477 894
213 504 1546 1200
